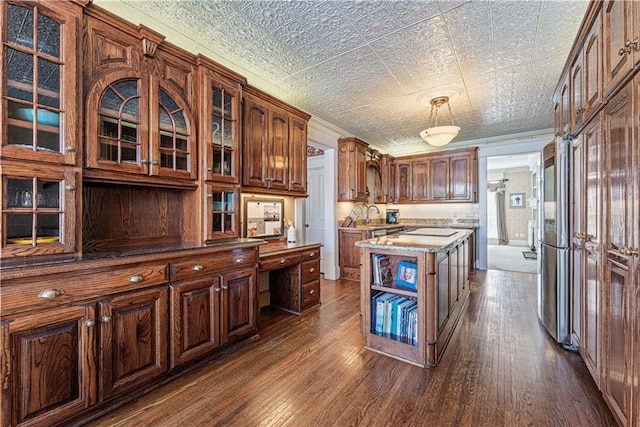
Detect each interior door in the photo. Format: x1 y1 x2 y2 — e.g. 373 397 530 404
306 157 326 273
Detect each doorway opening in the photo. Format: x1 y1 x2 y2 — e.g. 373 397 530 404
486 152 540 274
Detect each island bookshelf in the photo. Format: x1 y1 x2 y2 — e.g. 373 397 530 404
358 231 472 367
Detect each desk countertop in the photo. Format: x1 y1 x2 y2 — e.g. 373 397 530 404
259 240 322 256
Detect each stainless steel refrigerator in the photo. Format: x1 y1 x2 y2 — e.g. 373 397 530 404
538 137 571 344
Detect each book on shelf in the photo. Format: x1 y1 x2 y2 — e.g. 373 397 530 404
371 254 394 287
370 291 418 344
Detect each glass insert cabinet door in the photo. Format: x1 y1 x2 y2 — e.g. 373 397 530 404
205 80 240 183
205 185 239 241
2 2 79 165
1 166 77 257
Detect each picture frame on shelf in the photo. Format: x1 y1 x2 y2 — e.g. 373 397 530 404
509 192 525 209
395 260 418 290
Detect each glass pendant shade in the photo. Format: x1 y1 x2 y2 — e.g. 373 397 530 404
420 96 459 146
420 125 460 146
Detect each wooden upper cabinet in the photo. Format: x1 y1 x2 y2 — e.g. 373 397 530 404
242 86 310 197
1 1 84 167
392 148 477 204
603 0 638 96
196 55 245 185
572 6 602 132
289 116 308 194
412 158 431 201
337 137 369 202
380 154 395 203
394 160 412 203
83 11 197 186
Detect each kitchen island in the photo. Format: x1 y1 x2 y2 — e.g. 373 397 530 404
355 229 473 367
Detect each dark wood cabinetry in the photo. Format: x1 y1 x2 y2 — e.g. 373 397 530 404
393 148 478 204
197 55 245 185
98 287 168 401
558 4 639 424
1 1 84 259
601 80 637 427
1 304 96 427
83 12 197 187
337 137 369 202
338 229 368 281
603 0 638 96
242 86 310 197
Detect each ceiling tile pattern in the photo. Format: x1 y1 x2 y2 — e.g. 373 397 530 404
105 0 589 154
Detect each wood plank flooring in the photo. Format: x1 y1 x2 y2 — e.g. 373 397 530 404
86 270 615 426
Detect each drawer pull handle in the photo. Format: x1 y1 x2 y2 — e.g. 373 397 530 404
309 268 315 273
309 289 315 295
193 264 204 271
280 258 286 264
101 315 112 323
129 274 144 283
38 288 65 299
86 319 96 328
236 258 243 263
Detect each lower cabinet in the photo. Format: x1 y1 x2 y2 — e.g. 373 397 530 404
1 305 96 427
338 229 367 281
98 287 168 401
170 267 257 369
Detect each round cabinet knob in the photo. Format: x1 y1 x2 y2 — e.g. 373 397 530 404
192 264 204 271
280 258 286 264
309 268 315 273
309 289 315 295
214 287 221 292
129 274 144 283
101 315 112 323
66 145 76 152
86 319 96 328
152 160 159 166
141 159 149 164
236 258 243 263
64 184 76 192
309 253 315 257
222 285 229 290
38 288 65 299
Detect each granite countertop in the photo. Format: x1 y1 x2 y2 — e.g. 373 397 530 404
354 229 473 253
339 218 478 231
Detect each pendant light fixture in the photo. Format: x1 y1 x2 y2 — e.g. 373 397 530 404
420 96 460 146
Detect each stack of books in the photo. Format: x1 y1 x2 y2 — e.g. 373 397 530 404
370 292 418 345
371 254 393 286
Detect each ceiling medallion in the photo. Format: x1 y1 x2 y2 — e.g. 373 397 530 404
420 96 460 147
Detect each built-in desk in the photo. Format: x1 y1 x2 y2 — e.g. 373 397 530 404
259 241 322 314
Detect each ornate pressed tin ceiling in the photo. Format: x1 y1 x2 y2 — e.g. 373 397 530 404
94 0 589 155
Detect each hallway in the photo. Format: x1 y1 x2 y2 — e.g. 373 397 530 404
87 271 614 426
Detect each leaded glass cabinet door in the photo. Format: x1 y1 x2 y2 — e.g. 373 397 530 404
204 78 241 184
205 184 239 241
1 1 81 165
85 74 151 175
151 85 195 179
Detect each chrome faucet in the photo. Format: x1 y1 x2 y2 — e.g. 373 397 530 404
364 204 380 224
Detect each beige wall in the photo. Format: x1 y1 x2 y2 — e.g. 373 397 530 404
504 170 534 243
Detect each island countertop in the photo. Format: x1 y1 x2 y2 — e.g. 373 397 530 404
354 228 472 253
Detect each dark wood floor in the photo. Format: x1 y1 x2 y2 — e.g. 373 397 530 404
87 270 615 426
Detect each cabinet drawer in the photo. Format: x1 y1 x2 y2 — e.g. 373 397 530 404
171 248 257 281
302 260 320 283
301 248 320 260
302 280 320 310
259 252 301 271
1 262 168 316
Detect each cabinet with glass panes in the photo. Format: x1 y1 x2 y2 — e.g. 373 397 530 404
204 184 240 241
197 55 245 184
1 1 84 258
83 12 197 186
